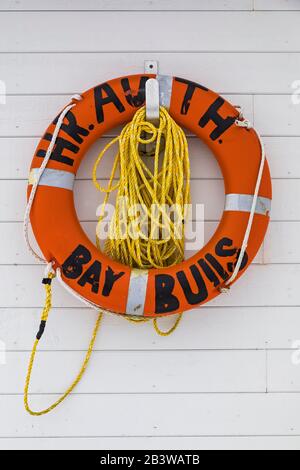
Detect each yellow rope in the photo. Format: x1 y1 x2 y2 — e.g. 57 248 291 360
93 106 190 335
153 314 182 336
24 272 102 416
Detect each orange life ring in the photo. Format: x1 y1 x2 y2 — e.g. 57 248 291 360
28 74 272 317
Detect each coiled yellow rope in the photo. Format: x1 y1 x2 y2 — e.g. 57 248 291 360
93 106 190 333
24 106 190 416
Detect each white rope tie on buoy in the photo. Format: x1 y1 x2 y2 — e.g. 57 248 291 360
23 95 82 263
220 117 266 294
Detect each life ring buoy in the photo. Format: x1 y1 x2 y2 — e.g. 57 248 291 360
28 74 272 317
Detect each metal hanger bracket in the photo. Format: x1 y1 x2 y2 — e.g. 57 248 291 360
144 60 160 124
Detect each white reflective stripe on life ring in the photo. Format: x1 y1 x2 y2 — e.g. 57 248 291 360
126 269 149 316
225 194 271 216
157 75 173 110
29 168 75 191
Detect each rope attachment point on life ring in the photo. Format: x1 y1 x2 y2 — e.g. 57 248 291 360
219 115 266 294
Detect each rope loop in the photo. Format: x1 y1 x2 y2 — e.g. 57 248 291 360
153 314 182 336
24 270 102 417
220 115 266 291
23 95 81 263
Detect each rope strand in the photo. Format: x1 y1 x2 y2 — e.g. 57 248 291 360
24 271 102 416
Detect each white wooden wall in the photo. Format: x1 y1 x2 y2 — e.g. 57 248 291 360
0 0 300 451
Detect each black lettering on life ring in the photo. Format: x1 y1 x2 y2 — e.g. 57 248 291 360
63 237 249 314
215 237 237 257
175 77 208 115
102 266 125 297
78 260 102 294
36 111 90 167
36 133 78 167
177 265 208 305
62 244 91 279
204 253 229 281
199 97 236 141
62 245 125 296
155 274 180 314
94 82 125 124
121 76 148 108
54 110 90 144
215 237 248 273
227 248 248 273
198 258 221 287
154 237 249 314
